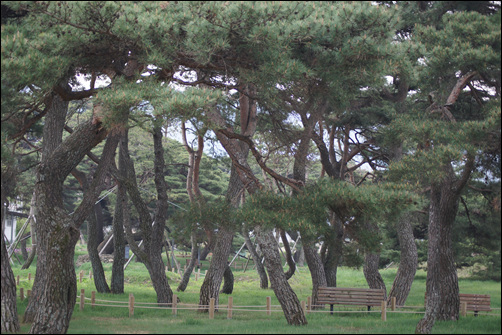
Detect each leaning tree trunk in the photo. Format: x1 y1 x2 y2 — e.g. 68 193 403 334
387 212 417 306
255 227 308 325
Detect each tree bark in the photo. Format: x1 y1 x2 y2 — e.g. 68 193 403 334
111 159 127 294
29 120 114 334
198 225 234 311
1 170 20 334
363 253 387 299
388 212 417 306
416 162 472 333
302 240 327 309
323 211 344 287
255 227 308 325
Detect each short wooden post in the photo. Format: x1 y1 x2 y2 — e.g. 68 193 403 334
28 273 31 281
79 270 84 283
89 270 93 280
209 298 215 319
172 294 178 315
227 296 233 319
129 293 135 317
27 289 31 299
19 287 24 300
391 297 396 311
266 296 271 316
307 296 312 314
301 300 306 314
16 275 20 285
195 271 199 281
79 289 85 311
460 301 467 317
381 300 387 321
91 291 96 308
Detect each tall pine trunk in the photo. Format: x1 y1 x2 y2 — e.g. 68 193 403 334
416 163 470 334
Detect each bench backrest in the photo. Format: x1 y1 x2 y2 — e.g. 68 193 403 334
424 293 491 311
318 287 385 307
460 294 491 311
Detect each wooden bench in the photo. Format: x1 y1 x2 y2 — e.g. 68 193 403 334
424 293 491 316
460 294 491 316
318 287 386 315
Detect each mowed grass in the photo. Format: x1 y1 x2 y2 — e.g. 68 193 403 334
10 245 501 334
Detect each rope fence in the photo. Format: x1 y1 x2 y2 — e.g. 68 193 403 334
15 272 501 320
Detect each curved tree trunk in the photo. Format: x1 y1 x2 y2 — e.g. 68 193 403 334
387 212 417 306
280 229 296 280
363 253 387 299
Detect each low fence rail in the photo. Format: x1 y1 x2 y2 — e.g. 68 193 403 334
15 272 501 320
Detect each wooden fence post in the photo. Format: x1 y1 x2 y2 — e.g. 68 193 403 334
209 298 215 319
129 293 135 317
381 300 387 321
19 287 24 300
172 294 177 315
27 289 31 299
307 296 311 314
28 273 31 281
89 270 93 280
301 300 306 314
460 301 467 317
79 270 84 283
266 296 271 316
91 291 96 308
80 289 85 311
227 296 233 319
391 297 396 311
16 275 20 285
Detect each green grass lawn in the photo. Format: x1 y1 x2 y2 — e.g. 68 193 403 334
9 245 501 334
